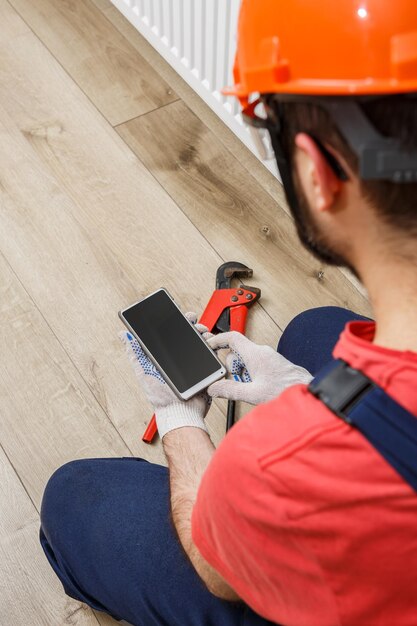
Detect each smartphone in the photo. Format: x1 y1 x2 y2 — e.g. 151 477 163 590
119 288 226 400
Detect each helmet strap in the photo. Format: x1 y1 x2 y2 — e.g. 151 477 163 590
322 99 417 183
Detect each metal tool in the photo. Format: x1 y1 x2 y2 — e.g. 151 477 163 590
204 262 257 431
142 262 261 443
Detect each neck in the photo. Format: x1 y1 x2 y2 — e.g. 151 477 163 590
357 249 417 352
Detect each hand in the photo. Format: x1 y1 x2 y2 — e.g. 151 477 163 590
207 331 313 405
119 312 213 439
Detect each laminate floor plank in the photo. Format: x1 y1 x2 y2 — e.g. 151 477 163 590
8 0 179 126
91 0 113 11
117 100 372 327
0 242 130 509
0 444 102 625
101 4 286 209
0 0 27 42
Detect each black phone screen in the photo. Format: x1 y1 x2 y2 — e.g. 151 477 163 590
122 290 221 393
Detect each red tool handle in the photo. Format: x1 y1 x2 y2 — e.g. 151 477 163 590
143 414 157 443
230 305 248 333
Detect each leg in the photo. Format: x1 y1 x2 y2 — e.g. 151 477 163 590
40 458 273 626
277 306 371 375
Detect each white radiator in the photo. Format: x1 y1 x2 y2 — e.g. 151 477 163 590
110 0 276 176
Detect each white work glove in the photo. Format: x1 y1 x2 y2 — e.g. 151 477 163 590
119 312 214 439
207 331 313 405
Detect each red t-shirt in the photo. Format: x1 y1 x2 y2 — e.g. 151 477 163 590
192 322 417 626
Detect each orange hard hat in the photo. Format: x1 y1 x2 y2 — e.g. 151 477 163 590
225 0 417 105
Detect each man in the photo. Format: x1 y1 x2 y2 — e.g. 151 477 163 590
40 1 417 624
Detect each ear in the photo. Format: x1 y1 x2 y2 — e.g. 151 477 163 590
294 133 342 212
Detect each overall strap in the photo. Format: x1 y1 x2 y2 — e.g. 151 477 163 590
308 360 417 493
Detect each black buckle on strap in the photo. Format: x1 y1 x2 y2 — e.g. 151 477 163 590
308 360 375 424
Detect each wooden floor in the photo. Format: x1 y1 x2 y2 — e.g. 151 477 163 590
0 1 372 624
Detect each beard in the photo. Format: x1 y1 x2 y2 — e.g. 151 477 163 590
288 170 358 276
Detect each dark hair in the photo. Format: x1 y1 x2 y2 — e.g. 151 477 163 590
267 95 417 235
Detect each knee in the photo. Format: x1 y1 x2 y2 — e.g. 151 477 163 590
40 459 93 541
278 307 344 353
40 457 156 543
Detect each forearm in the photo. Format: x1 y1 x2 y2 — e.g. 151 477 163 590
163 427 239 601
164 428 214 554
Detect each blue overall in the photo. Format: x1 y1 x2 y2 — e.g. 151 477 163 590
40 306 372 625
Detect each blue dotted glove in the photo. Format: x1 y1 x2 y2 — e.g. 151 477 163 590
228 350 253 383
207 331 312 405
127 333 166 384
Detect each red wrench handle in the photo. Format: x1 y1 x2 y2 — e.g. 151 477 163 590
142 415 158 443
230 305 248 333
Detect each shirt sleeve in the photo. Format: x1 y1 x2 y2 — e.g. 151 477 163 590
191 387 342 624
